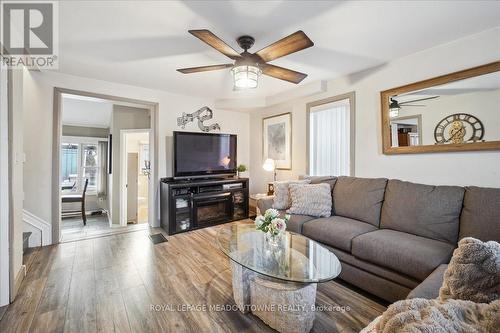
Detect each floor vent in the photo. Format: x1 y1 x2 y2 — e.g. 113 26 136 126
149 233 168 244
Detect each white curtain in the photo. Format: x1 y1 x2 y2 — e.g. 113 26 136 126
309 100 350 176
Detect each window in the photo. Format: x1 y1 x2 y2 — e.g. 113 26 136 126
61 140 100 193
308 95 354 176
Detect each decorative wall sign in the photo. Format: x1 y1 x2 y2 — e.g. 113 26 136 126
263 112 292 170
434 113 484 144
177 106 220 132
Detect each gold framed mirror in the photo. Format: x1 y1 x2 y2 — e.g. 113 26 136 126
381 61 500 154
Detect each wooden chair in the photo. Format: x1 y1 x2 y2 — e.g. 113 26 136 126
62 179 89 225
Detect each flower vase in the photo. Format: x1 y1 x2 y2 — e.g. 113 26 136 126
266 232 281 247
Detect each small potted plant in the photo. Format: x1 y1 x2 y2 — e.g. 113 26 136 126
236 164 247 178
255 208 289 246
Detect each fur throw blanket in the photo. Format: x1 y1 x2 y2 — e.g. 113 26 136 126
375 238 500 333
439 237 500 303
377 298 500 333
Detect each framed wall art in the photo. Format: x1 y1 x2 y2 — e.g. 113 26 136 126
262 112 292 170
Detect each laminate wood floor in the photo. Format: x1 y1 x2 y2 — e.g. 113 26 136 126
61 214 148 242
0 221 385 333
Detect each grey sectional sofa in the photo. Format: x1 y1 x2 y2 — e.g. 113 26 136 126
257 176 500 302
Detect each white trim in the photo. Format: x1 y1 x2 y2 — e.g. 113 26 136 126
62 136 108 144
62 122 110 129
0 60 10 306
22 210 52 246
120 129 151 227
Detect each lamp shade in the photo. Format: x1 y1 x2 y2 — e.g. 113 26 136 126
231 65 261 89
389 98 400 118
262 158 275 172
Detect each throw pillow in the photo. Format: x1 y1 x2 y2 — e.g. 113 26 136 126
272 179 310 210
287 183 332 217
439 237 500 303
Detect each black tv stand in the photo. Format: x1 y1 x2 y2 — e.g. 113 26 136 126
160 177 249 235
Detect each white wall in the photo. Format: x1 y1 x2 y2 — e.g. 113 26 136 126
248 28 500 194
11 68 25 296
110 106 150 225
22 70 250 233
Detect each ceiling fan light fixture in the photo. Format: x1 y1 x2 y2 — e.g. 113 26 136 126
389 98 400 118
231 64 261 89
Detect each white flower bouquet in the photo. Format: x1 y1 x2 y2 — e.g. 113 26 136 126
255 209 289 244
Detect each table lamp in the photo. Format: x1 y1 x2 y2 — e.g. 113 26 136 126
262 158 276 195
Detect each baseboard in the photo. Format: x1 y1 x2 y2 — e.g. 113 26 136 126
22 210 52 246
11 265 26 302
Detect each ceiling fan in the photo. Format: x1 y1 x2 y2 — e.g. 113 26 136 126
389 96 439 117
177 30 314 89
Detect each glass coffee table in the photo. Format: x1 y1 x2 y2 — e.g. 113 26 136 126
217 224 341 333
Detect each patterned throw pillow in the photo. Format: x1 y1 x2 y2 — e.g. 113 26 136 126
287 183 332 217
272 180 311 210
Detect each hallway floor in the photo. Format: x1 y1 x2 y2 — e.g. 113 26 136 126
61 213 148 242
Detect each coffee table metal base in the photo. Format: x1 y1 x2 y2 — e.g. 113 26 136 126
230 261 317 333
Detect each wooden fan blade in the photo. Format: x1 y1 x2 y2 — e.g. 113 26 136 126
177 64 233 74
189 30 241 60
261 64 307 84
399 96 439 105
256 31 314 62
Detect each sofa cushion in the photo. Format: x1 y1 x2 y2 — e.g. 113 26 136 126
286 214 315 234
352 229 455 281
333 176 387 227
380 179 464 244
302 216 377 252
328 245 420 289
406 264 447 300
459 186 500 242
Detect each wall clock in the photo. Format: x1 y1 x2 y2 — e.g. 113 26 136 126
434 113 484 144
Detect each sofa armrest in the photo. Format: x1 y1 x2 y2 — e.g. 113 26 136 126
406 264 448 300
257 197 274 214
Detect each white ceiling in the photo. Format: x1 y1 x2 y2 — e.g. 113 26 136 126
62 95 113 128
57 1 500 100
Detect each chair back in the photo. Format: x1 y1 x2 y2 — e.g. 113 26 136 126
82 179 89 200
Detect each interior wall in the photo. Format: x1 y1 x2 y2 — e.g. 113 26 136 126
10 68 25 296
110 106 150 225
0 62 9 305
22 70 250 232
248 27 500 194
62 125 109 138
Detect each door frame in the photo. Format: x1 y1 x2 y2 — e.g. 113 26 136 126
120 129 151 227
53 88 159 243
0 61 10 306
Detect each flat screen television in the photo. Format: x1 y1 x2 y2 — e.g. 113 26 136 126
173 131 237 178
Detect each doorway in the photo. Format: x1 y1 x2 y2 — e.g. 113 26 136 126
53 89 158 242
121 130 151 226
